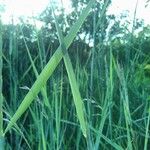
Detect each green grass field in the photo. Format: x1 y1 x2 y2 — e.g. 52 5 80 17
0 0 150 149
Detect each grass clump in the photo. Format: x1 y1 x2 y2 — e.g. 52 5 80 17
0 0 150 149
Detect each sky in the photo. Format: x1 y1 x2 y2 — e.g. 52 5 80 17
0 0 149 25
108 0 150 25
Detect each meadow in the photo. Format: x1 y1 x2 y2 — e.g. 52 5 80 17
0 0 150 149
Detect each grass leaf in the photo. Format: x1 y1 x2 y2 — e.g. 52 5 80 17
51 4 87 137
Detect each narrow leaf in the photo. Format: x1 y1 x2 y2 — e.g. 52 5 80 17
52 6 87 137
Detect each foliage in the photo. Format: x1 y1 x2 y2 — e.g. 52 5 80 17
0 0 150 149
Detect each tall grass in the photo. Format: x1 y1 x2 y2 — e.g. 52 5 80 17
1 0 150 149
4 0 95 135
0 17 5 150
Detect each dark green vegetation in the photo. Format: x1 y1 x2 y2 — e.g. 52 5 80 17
0 0 150 149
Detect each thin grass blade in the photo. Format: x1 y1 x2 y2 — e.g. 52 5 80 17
51 5 87 137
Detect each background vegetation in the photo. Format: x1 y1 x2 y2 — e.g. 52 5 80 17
0 0 150 149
